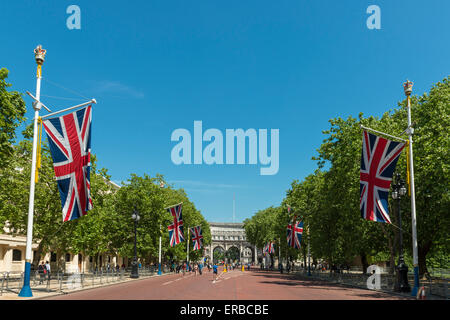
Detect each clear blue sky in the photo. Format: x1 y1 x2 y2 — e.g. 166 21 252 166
1 1 449 223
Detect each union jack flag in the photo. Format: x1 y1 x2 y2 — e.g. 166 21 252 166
190 226 203 251
264 242 275 254
360 130 405 223
42 106 93 222
167 203 184 246
287 219 303 249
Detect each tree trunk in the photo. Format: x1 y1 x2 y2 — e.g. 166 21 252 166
302 250 307 269
32 242 44 269
418 241 432 279
360 252 369 274
380 223 396 275
387 236 395 275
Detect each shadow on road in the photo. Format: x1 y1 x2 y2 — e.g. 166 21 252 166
248 270 412 300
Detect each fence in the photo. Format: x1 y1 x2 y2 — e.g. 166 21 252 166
290 268 448 299
0 265 171 296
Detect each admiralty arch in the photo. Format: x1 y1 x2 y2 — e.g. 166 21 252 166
205 222 259 264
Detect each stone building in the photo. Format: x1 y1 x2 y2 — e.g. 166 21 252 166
0 180 123 274
205 222 259 264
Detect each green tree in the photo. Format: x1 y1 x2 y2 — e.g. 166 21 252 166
0 68 26 168
111 173 210 265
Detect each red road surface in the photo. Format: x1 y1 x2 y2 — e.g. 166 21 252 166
44 267 410 300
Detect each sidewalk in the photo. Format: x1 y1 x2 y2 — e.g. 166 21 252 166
0 270 173 300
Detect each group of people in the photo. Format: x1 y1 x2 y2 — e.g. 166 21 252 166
170 261 222 282
173 262 205 276
37 261 51 284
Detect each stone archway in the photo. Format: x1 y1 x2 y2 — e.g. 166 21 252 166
208 222 258 265
226 246 240 263
213 246 225 264
242 246 254 263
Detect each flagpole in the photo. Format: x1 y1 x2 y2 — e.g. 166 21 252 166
158 223 162 275
359 125 407 142
403 80 420 295
278 238 281 272
19 45 46 297
187 227 190 268
307 225 311 276
39 99 96 120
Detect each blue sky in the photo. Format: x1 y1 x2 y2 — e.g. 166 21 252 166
1 1 449 223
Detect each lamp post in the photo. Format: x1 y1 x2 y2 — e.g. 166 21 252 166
392 173 411 292
131 208 140 279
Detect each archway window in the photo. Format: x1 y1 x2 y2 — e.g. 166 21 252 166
65 253 71 262
12 249 22 261
50 252 57 262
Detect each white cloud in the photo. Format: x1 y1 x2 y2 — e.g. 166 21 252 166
92 80 144 99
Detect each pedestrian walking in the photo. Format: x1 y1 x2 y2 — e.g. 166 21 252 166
45 260 51 281
38 261 46 285
212 263 218 282
182 263 186 276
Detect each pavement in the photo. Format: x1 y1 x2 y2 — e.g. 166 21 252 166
0 271 170 300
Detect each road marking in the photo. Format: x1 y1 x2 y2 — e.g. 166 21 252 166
162 281 173 286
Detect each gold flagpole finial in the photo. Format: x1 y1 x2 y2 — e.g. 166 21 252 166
34 45 46 78
403 79 413 96
34 45 46 65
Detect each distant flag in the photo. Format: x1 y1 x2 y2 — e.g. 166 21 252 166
287 219 303 249
167 203 184 246
190 226 203 251
360 130 405 223
264 242 275 255
42 105 93 222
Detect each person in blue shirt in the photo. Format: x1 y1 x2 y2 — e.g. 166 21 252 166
212 264 218 282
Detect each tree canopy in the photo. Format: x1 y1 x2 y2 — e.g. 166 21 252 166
244 76 450 276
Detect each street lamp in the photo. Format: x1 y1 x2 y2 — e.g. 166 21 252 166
131 208 140 279
392 173 411 292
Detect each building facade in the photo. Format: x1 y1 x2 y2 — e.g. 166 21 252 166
205 222 259 264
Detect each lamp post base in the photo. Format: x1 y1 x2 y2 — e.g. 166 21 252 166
158 263 162 275
131 262 139 279
395 262 411 293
